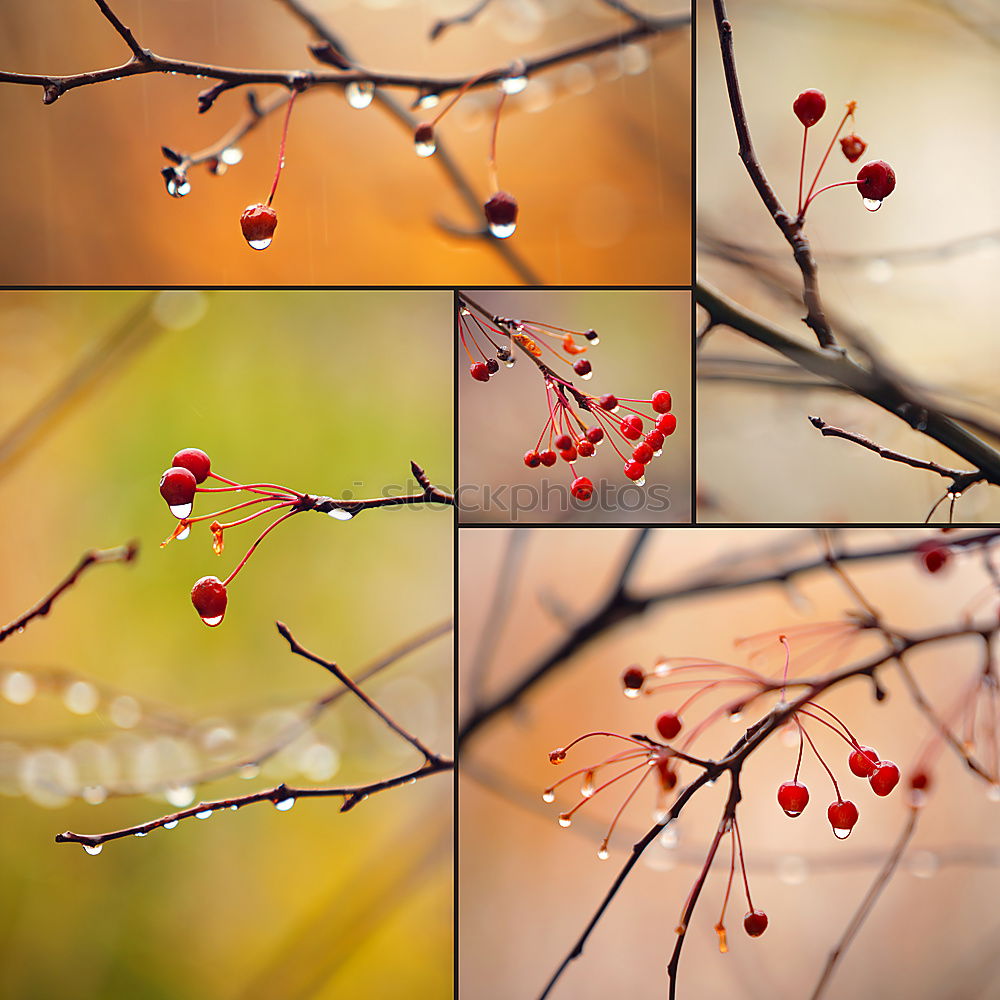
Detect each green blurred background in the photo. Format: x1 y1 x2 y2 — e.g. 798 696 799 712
0 291 453 999
0 0 690 285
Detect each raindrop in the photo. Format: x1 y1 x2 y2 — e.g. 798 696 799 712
597 846 609 860
164 820 178 830
414 137 437 158
416 92 440 110
580 371 593 381
229 804 238 811
220 147 243 165
169 501 192 519
134 831 147 838
503 357 516 369
729 710 743 723
2 671 36 705
328 508 354 521
653 448 663 457
581 771 595 797
165 785 195 808
83 844 103 856
195 809 212 819
247 238 272 251
488 221 517 239
623 688 640 700
166 177 191 198
345 80 375 109
862 198 882 212
64 681 99 716
557 813 572 828
176 526 191 541
634 476 646 487
542 789 555 803
832 826 852 840
200 615 224 627
274 797 296 811
501 74 528 96
460 307 471 316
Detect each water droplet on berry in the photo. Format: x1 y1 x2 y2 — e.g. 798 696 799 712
542 789 555 803
580 371 593 381
623 688 640 700
862 198 882 212
832 826 852 840
328 508 354 521
220 147 243 165
346 80 375 109
488 221 517 239
177 525 191 541
83 844 103 856
633 476 646 487
558 813 572 828
200 615 224 627
274 797 296 811
166 177 191 198
247 237 272 251
415 137 437 158
597 845 609 860
581 771 595 797
195 809 212 819
164 820 178 830
169 502 193 519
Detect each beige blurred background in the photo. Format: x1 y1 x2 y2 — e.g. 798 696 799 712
0 291 452 999
0 0 690 285
458 289 692 523
696 0 1000 522
460 528 1000 999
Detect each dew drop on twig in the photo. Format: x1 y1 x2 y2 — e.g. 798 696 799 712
83 844 103 856
274 797 296 811
328 508 354 521
195 809 213 819
345 80 375 109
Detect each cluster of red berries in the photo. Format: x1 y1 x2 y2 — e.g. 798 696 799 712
159 448 307 626
791 88 895 219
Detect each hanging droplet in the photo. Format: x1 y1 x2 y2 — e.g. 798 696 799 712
134 831 147 838
195 809 213 819
230 804 239 811
346 80 375 109
597 845 609 860
328 508 354 521
200 614 224 627
503 356 516 369
581 771 595 797
416 91 440 110
488 221 517 239
169 501 193 519
585 329 600 345
623 687 640 699
247 237 272 251
163 820 178 830
501 74 528 96
542 789 555 803
634 476 646 487
557 813 572 828
580 371 593 381
832 826 852 840
166 177 191 198
274 797 296 811
83 843 103 856
220 147 243 166
862 198 882 212
415 136 437 158
176 526 191 541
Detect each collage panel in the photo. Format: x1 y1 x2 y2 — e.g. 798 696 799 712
459 527 1000 999
458 288 692 524
696 1 1000 524
0 291 453 998
0 3 690 287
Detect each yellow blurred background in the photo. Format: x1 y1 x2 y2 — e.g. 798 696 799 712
0 0 690 285
460 528 1000 999
458 289 692 523
696 0 1000 522
0 291 453 999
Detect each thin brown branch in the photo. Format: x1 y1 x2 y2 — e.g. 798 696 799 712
93 0 149 61
0 542 137 643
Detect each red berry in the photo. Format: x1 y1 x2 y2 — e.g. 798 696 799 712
598 394 618 411
559 447 577 463
191 576 227 626
171 448 211 484
645 430 665 451
484 190 518 235
586 426 604 444
573 359 592 378
869 760 900 797
555 434 573 451
656 413 678 436
656 711 682 740
793 89 826 127
159 466 197 507
848 745 879 777
524 450 541 468
840 132 867 163
622 666 644 692
539 450 557 467
743 910 768 937
909 771 931 792
856 160 896 201
577 439 595 458
827 799 859 838
486 358 500 374
570 476 594 501
470 362 490 382
414 121 434 148
917 542 950 574
620 415 643 440
241 203 277 249
651 390 672 413
777 780 810 817
632 443 654 465
624 461 645 481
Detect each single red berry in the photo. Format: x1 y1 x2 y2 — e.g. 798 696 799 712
414 121 435 150
539 450 557 467
570 476 594 501
598 394 618 411
656 711 682 741
827 799 859 838
869 760 900 797
484 190 518 236
555 434 573 451
241 203 278 249
620 415 643 440
171 448 211 484
645 430 665 451
622 666 645 692
777 780 810 817
470 362 490 382
910 771 931 792
624 461 645 481
793 89 827 127
651 390 672 413
586 426 604 444
743 910 768 937
917 542 950 574
559 447 577 463
577 439 595 458
191 576 228 626
573 359 592 378
159 466 197 507
656 413 678 436
840 133 867 163
848 745 879 778
856 160 896 201
633 443 654 465
524 450 541 468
